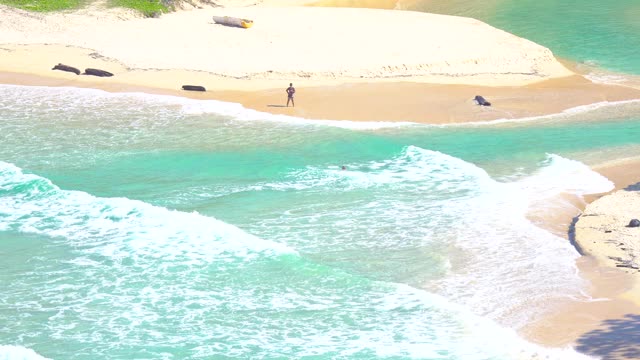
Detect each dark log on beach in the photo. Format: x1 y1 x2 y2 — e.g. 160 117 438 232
474 95 491 106
628 219 640 227
616 263 639 269
52 63 81 75
83 68 114 77
182 85 206 92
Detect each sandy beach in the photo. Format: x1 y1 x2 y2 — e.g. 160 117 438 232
2 2 640 124
522 158 640 352
574 158 640 306
0 5 574 86
1 0 640 357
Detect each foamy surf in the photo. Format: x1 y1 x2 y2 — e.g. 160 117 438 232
518 154 614 198
0 161 295 260
2 83 638 131
578 61 640 90
240 145 493 194
373 284 596 360
232 147 611 329
0 155 597 359
0 346 51 360
2 83 628 359
0 84 415 130
435 99 640 128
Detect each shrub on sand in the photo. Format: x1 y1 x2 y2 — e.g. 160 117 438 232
109 0 168 17
0 0 87 11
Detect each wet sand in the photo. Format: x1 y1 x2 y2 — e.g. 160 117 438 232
2 69 639 124
216 75 640 123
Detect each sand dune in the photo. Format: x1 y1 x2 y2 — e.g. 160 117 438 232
1 3 638 124
575 182 640 305
0 4 573 86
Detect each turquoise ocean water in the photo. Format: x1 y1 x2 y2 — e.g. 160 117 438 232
406 0 640 75
2 2 640 359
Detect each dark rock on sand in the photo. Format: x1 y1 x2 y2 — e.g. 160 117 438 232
182 85 206 92
83 68 114 77
52 63 81 75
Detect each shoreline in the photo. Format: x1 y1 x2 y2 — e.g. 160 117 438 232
4 2 639 125
2 67 640 125
573 158 640 307
4 70 640 354
1 1 639 124
521 158 640 351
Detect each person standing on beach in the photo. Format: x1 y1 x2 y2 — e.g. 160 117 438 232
286 83 296 107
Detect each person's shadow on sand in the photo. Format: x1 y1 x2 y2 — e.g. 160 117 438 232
267 105 287 108
575 314 640 360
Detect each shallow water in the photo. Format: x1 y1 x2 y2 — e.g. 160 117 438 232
405 0 640 75
1 84 639 359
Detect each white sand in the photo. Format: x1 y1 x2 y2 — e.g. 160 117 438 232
575 188 640 303
576 190 640 270
216 0 314 6
0 3 573 89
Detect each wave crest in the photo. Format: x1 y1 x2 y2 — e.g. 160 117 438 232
0 346 51 360
0 161 295 261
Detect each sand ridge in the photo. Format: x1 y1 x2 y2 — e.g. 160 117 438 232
574 185 640 304
3 0 638 126
0 4 573 86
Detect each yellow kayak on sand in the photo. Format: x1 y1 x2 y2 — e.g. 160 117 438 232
212 16 254 29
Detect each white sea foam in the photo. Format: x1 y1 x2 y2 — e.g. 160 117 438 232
0 84 415 130
0 85 611 358
0 161 295 261
177 95 416 129
373 284 596 360
423 152 611 325
436 99 640 127
162 84 640 130
2 83 638 131
0 346 51 360
0 154 600 359
274 145 491 194
579 61 640 90
517 154 614 198
242 146 611 331
157 146 493 203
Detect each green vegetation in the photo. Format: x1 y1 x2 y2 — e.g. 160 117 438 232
109 0 168 17
0 0 87 11
0 0 170 16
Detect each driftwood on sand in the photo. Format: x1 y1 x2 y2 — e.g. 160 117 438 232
83 68 114 77
212 16 253 29
52 63 81 75
182 85 206 92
